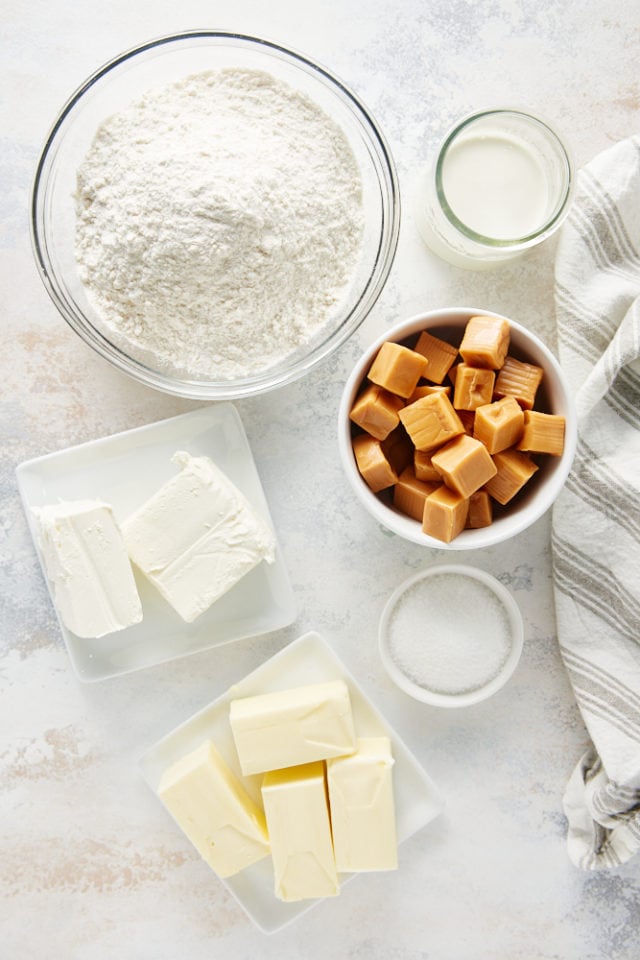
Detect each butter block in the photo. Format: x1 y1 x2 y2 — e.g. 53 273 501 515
327 737 398 873
229 680 356 776
158 740 270 878
122 452 276 623
262 762 339 902
33 499 142 639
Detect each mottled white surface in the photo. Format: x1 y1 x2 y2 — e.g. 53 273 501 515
2 1 640 958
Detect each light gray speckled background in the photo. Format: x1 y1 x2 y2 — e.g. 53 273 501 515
2 1 639 958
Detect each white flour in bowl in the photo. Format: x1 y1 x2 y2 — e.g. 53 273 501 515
74 69 364 380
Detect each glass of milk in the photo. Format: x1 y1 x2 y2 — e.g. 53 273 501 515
417 109 573 269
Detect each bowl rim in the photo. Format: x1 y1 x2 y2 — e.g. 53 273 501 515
378 563 525 707
338 307 577 550
30 30 401 400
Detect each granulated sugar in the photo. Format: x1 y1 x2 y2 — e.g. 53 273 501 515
386 572 512 695
74 69 364 379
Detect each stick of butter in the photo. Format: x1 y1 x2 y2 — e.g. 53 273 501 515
158 740 270 879
229 680 357 776
327 736 398 872
261 761 339 901
122 451 276 623
33 499 142 639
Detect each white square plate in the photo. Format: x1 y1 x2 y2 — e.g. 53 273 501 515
140 631 444 934
16 404 297 682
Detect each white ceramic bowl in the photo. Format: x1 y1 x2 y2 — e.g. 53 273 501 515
31 31 400 400
378 565 524 707
338 308 577 549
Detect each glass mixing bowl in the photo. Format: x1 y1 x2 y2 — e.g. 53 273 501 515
31 31 400 400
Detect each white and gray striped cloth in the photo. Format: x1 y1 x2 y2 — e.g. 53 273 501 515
552 134 640 869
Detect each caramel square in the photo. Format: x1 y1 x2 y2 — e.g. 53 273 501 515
517 411 565 455
453 364 496 411
473 396 524 454
413 331 458 384
422 486 469 543
349 384 404 441
459 315 510 369
484 449 539 505
368 341 428 399
398 392 464 452
431 434 497 499
352 433 398 493
393 467 440 521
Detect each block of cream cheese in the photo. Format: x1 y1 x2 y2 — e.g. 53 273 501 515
229 680 357 776
158 740 270 879
33 499 142 639
122 451 276 623
261 761 339 901
326 736 398 872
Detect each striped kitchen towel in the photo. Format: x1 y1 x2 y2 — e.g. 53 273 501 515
552 134 640 870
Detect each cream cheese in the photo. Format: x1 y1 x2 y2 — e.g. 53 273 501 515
122 451 276 623
33 499 143 639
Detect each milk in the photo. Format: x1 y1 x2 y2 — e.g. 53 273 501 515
442 132 551 240
417 109 573 270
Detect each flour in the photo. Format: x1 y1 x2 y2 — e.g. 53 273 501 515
74 69 364 379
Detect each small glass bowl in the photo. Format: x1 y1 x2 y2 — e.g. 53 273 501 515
416 109 573 269
31 31 400 400
379 565 524 708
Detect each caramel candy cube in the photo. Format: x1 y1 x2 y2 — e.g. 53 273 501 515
368 342 428 399
413 331 458 384
484 449 539 505
494 356 543 410
350 384 404 441
382 426 414 475
352 434 398 493
457 409 476 436
393 467 439 521
453 364 496 411
414 450 441 482
459 315 510 369
399 392 464 452
422 486 469 543
466 490 493 529
473 397 525 454
517 411 565 456
407 384 451 403
431 434 497 499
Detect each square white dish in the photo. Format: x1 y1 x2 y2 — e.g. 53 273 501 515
140 631 444 935
16 404 296 682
